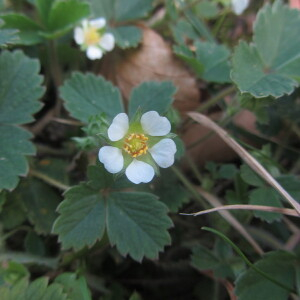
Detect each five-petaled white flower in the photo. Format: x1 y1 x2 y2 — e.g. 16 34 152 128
74 18 115 60
98 111 177 184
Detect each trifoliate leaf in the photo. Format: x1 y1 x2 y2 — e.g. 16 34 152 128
111 26 142 49
0 277 67 300
249 187 283 222
60 72 124 123
128 81 176 117
0 50 44 190
235 250 297 300
231 1 300 98
53 174 173 261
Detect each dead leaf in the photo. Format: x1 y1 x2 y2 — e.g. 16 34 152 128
112 26 201 112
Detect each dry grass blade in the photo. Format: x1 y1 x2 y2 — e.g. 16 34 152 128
181 204 298 217
194 187 264 255
188 112 300 216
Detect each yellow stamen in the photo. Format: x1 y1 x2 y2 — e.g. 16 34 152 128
85 27 101 46
123 133 149 157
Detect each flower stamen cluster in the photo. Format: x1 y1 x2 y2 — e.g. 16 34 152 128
123 133 149 158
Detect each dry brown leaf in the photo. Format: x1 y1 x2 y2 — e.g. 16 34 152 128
113 26 201 112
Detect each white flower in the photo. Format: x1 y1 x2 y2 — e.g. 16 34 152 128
231 0 249 15
98 111 177 184
74 18 115 60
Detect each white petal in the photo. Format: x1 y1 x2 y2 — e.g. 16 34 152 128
98 146 124 173
141 111 171 136
89 17 106 29
99 33 115 51
108 113 129 141
125 159 155 184
149 138 176 168
231 0 249 15
81 19 89 29
86 46 103 60
74 27 84 45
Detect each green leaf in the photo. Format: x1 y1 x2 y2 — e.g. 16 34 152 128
55 273 92 300
88 0 154 22
60 72 124 123
46 0 90 36
277 175 300 201
52 184 106 250
195 41 231 83
128 81 176 117
0 261 29 286
0 51 44 124
25 232 46 256
218 164 238 179
0 50 44 190
249 187 283 222
53 177 173 261
231 1 300 98
107 192 172 261
1 14 43 45
34 0 55 26
111 25 142 49
19 179 60 234
114 0 154 22
235 251 297 300
240 164 265 187
0 19 19 47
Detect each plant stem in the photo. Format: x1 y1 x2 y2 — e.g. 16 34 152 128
202 226 296 294
171 165 208 209
1 225 32 242
29 169 70 191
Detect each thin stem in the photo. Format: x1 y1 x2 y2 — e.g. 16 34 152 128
202 227 296 294
1 225 32 241
29 169 70 191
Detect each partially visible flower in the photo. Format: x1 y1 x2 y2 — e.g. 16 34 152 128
74 18 115 60
98 111 177 184
231 0 250 15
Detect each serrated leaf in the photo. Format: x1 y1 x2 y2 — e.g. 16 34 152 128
60 72 124 123
111 26 142 49
0 277 67 300
46 0 90 35
19 179 60 234
53 184 106 250
249 187 283 222
114 0 154 22
1 14 43 45
0 50 44 190
0 50 44 124
128 81 176 117
0 25 19 47
107 192 172 261
55 273 92 300
88 0 153 22
195 41 231 83
240 164 265 187
0 125 35 190
235 250 297 300
231 1 300 98
53 177 173 261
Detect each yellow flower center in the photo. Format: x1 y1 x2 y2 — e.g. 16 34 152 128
85 27 101 46
123 133 148 158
